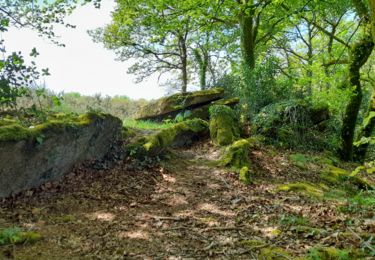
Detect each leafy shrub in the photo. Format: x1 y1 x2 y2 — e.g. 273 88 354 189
0 227 41 246
252 99 334 151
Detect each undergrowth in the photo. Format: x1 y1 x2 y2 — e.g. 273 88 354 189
123 119 175 130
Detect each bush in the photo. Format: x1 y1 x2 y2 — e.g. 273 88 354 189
252 100 333 150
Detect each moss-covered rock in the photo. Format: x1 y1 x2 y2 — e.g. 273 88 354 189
209 105 240 146
0 113 122 198
137 88 225 121
219 139 252 170
278 182 325 198
0 112 102 142
321 166 374 190
239 166 252 184
127 118 209 158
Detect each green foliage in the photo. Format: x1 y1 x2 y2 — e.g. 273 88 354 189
307 247 355 260
253 100 334 151
338 190 375 213
0 227 41 246
123 119 175 130
279 214 310 226
127 118 209 159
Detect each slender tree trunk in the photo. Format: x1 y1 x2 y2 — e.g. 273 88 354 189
355 89 375 161
193 48 209 90
306 23 314 96
340 36 374 160
180 36 188 93
239 0 255 71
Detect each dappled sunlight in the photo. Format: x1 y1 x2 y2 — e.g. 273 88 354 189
162 173 177 183
164 194 189 207
119 230 150 240
198 203 236 217
254 226 281 238
86 211 115 222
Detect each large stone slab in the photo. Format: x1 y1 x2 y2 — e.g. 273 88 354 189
0 113 122 198
136 88 226 121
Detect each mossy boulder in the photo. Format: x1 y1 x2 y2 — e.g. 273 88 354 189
278 182 325 198
127 118 209 158
209 105 240 146
219 139 252 170
0 113 122 198
136 88 225 121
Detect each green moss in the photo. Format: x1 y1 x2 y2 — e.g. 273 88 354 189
290 153 311 169
240 239 267 250
0 118 17 126
307 247 362 260
143 118 208 152
258 247 294 260
0 228 41 246
219 139 251 170
138 88 225 120
277 182 325 198
321 166 374 190
239 166 252 184
0 112 111 142
0 124 34 142
209 105 240 146
127 119 209 158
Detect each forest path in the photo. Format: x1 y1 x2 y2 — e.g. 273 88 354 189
0 142 261 259
1 141 371 259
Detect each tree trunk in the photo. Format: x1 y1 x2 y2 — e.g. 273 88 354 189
355 89 375 161
180 36 188 93
239 0 255 71
369 0 375 43
193 48 209 90
340 36 374 161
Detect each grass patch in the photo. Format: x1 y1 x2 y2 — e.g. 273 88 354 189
338 190 375 214
123 119 175 130
0 227 41 246
279 214 310 226
307 246 361 260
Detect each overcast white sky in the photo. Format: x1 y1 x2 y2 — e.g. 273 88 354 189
2 1 166 100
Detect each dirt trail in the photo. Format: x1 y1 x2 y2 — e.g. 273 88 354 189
0 142 260 259
0 142 373 259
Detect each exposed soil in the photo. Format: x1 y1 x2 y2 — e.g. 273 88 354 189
0 141 374 259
